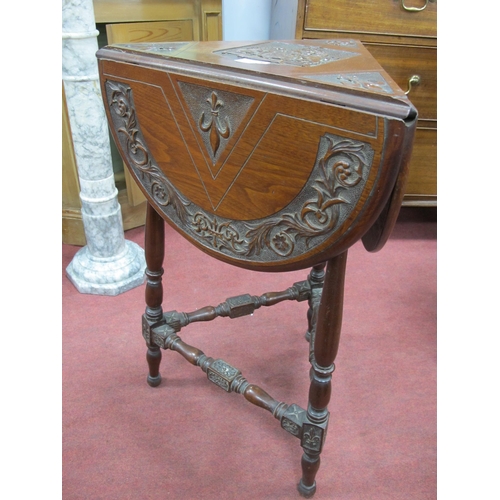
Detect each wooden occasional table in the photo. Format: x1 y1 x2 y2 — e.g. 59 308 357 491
97 40 417 498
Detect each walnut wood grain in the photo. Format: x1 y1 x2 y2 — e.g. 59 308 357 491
362 111 416 252
301 0 437 39
144 203 164 387
98 41 416 272
299 252 348 497
97 39 417 499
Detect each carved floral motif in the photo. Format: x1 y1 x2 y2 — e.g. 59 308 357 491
207 359 240 392
282 418 300 436
216 41 358 67
178 82 255 168
106 81 373 263
211 360 239 378
244 136 370 257
307 72 393 95
199 92 231 157
192 212 246 254
208 372 230 391
302 425 323 452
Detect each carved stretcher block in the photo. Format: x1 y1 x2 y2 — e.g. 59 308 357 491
97 40 417 497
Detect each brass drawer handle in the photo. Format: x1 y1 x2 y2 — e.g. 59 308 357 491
405 75 421 94
401 0 429 12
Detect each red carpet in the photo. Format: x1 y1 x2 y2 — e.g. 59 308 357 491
62 207 436 499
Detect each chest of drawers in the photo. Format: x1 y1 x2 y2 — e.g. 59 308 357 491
296 0 437 206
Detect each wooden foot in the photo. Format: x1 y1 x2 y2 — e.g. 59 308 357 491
146 346 162 387
297 481 317 498
297 452 320 497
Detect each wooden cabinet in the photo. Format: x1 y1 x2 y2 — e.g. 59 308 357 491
295 0 437 206
62 0 223 245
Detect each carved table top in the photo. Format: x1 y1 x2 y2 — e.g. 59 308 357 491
97 40 417 272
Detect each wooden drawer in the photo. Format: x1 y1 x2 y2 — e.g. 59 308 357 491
364 43 436 122
106 20 194 44
405 127 436 197
303 0 437 39
296 0 437 205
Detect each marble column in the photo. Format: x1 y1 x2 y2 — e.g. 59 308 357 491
62 0 146 295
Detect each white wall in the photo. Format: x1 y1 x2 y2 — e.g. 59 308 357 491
270 0 299 40
222 0 298 41
222 0 273 41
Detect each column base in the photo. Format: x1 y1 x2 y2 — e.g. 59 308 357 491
66 241 146 296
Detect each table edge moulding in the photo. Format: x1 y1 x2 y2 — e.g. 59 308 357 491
96 39 417 497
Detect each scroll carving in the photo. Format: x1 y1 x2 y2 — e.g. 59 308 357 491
107 82 193 223
106 81 374 264
192 212 246 254
244 136 370 257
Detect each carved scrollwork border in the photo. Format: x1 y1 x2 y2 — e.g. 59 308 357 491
105 81 374 263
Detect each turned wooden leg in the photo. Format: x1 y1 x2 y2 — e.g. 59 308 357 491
298 251 348 498
305 262 326 342
143 203 165 387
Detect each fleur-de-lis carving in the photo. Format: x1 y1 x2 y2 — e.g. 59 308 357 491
303 427 322 450
199 92 231 157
